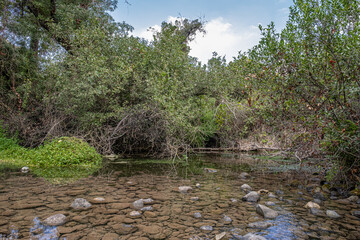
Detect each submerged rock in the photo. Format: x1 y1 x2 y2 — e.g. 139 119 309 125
326 210 341 219
243 233 266 240
265 201 275 206
268 193 277 198
143 198 154 204
240 184 252 192
215 232 227 240
256 204 278 219
242 191 260 202
178 186 192 193
71 198 91 210
275 190 284 195
190 197 199 201
351 210 360 218
193 212 202 218
248 221 273 229
223 215 232 223
304 201 320 209
133 199 144 209
129 211 141 217
347 195 359 203
140 206 153 211
310 207 324 216
44 214 67 226
200 225 213 232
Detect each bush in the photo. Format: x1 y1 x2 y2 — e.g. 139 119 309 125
27 137 102 167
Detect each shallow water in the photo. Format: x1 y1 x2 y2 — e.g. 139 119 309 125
0 154 359 239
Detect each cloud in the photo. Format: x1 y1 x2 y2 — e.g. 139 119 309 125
134 16 262 64
189 17 261 63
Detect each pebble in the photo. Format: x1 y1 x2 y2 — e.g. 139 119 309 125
193 212 202 218
140 206 153 211
326 210 341 219
133 199 144 209
223 215 232 223
178 186 192 193
71 198 92 210
129 211 141 217
44 214 67 226
200 225 213 232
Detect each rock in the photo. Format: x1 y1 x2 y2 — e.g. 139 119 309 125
268 193 276 198
140 206 153 211
133 199 144 209
275 190 284 195
304 201 321 209
240 184 252 192
240 172 250 179
190 197 199 201
178 186 192 193
347 195 359 203
230 198 238 203
265 201 275 206
248 221 273 229
223 215 232 223
242 191 260 202
71 198 91 210
112 224 137 235
243 233 266 240
102 232 120 240
357 199 360 204
256 204 278 219
44 214 67 226
129 211 141 217
351 210 360 218
21 166 29 173
91 197 106 203
204 168 218 173
200 225 213 232
313 192 326 201
310 207 324 216
216 232 227 240
196 183 201 188
326 210 341 218
193 212 202 218
258 189 269 194
143 198 154 204
313 199 322 205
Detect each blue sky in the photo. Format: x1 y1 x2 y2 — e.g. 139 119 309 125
112 0 294 63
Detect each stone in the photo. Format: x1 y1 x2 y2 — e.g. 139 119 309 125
143 198 154 204
347 195 359 203
216 232 226 240
92 197 106 203
313 192 326 201
243 233 266 240
310 207 323 216
204 168 218 173
313 199 322 205
230 198 238 203
242 191 260 202
304 201 321 209
44 214 67 226
70 198 91 210
196 183 201 188
190 197 199 201
265 201 275 206
129 211 141 217
193 212 202 218
326 210 341 219
268 193 276 198
102 232 120 240
248 221 273 229
178 186 192 193
240 184 252 192
200 225 213 232
140 206 153 211
256 204 278 219
112 224 137 235
351 210 360 218
133 199 144 209
275 190 284 195
21 166 29 173
223 215 232 223
240 172 250 179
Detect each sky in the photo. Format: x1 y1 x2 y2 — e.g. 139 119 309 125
111 0 294 63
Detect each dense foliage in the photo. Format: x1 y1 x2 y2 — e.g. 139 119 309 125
0 0 359 184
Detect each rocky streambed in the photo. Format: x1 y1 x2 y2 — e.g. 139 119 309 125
0 155 360 240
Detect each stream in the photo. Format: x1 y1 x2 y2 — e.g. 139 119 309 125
0 153 359 239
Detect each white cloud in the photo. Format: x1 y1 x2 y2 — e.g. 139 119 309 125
189 17 261 63
134 16 262 64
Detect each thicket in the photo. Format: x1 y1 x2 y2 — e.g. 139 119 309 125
0 0 359 184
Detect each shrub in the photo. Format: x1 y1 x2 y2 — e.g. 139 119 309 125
27 137 102 168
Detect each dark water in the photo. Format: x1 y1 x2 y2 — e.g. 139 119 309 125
0 153 359 239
